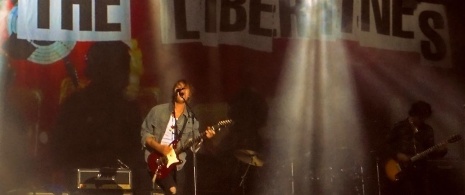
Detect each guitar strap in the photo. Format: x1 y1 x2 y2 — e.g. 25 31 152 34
176 116 188 140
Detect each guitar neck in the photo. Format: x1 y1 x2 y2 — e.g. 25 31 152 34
411 142 445 162
174 123 225 154
410 134 462 162
175 132 206 154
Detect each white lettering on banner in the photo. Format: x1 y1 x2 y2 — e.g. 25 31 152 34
17 0 130 41
160 0 274 51
161 0 451 67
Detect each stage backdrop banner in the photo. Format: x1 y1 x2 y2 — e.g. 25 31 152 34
159 0 451 67
13 0 451 67
17 0 131 41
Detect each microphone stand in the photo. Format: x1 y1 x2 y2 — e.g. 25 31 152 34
239 164 251 195
181 96 198 195
172 101 179 143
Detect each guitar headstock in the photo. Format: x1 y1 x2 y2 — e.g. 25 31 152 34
217 119 234 127
210 119 234 132
448 134 462 143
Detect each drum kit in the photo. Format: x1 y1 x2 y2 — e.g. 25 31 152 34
233 148 370 195
233 149 264 194
234 149 264 167
232 148 369 195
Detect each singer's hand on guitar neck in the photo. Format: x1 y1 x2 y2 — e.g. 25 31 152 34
205 126 215 139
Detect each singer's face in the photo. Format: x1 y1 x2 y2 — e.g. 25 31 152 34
174 82 191 103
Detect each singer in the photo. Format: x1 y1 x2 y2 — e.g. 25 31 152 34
140 79 216 195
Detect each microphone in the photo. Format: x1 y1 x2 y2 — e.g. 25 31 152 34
176 88 185 96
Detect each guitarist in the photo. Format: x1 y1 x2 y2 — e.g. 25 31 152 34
140 79 216 195
383 100 447 195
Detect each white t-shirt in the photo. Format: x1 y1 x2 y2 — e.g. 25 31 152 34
161 115 176 145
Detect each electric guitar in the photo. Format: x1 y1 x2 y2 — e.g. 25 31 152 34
147 119 234 180
384 134 462 182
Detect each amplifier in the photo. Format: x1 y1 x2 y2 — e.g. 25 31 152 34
427 160 465 195
77 168 132 190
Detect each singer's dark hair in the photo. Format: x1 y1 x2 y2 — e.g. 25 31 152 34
171 79 194 101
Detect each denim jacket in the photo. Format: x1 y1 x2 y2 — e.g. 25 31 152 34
140 103 200 163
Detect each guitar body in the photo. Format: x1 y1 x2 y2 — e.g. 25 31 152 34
147 148 181 180
384 159 407 182
147 140 182 180
146 119 234 181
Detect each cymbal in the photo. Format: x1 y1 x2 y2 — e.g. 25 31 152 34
234 149 264 167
